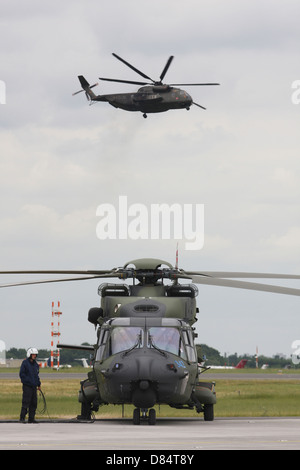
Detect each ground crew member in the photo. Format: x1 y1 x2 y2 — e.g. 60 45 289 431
19 348 41 423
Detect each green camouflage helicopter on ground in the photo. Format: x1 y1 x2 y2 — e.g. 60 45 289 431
1 257 300 425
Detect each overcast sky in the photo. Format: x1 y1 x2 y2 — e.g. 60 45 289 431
1 0 300 359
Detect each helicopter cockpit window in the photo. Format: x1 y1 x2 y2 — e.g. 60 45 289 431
96 326 143 361
109 327 143 356
182 329 197 363
148 327 187 359
96 328 109 361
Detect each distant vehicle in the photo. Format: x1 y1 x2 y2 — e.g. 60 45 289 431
204 359 248 370
76 358 91 368
37 358 72 369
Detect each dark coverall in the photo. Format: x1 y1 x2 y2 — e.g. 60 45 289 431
19 357 41 422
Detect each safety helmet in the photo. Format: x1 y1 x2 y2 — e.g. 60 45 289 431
27 347 38 358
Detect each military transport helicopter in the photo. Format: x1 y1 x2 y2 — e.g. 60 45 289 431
1 257 300 425
72 53 220 118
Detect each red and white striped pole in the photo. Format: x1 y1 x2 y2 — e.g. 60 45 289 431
50 301 62 369
57 301 61 369
50 301 54 368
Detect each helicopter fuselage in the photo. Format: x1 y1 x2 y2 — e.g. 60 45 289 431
75 267 217 424
58 259 217 424
78 314 216 424
73 53 219 116
93 317 197 409
94 86 193 114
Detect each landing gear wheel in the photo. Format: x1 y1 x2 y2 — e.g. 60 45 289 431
133 408 140 425
143 113 147 118
77 400 92 421
203 404 214 421
148 408 156 425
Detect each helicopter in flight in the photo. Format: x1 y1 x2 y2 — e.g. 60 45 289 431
1 257 300 425
72 53 220 118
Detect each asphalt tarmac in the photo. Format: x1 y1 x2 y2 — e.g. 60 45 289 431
1 417 300 450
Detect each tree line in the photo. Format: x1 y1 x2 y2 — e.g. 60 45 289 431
6 344 93 367
196 344 298 369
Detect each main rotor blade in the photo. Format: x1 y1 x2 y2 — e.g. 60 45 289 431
112 53 155 83
190 275 300 296
0 269 114 275
99 77 149 86
0 275 101 288
160 56 174 82
169 83 220 86
184 271 300 280
0 272 120 288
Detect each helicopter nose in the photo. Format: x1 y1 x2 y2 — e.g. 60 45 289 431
130 356 158 408
132 380 156 408
186 93 192 106
139 380 150 390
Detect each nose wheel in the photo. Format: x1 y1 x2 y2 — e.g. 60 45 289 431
133 407 156 425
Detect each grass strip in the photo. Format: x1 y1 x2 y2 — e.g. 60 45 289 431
1 378 300 420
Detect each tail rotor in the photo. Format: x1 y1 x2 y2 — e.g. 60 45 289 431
72 76 99 102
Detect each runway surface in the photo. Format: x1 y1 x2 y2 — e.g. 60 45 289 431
1 417 300 450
